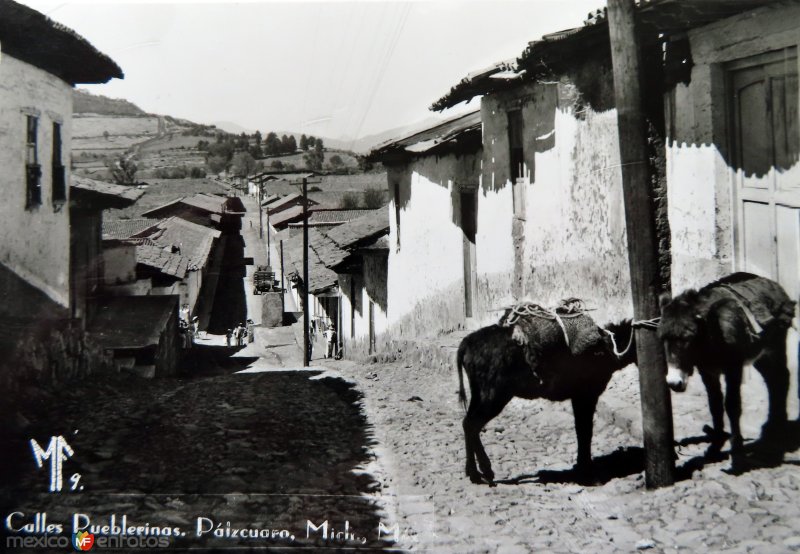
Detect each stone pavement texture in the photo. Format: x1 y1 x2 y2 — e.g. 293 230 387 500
320 341 800 553
0 330 393 551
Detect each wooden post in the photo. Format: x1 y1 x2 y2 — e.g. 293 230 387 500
258 180 264 239
280 239 285 316
607 0 675 488
266 209 271 267
303 176 310 367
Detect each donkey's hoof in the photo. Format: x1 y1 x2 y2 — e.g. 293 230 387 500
467 469 483 484
704 448 727 463
761 420 787 441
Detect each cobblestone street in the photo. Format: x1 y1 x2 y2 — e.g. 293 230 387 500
1 327 393 551
322 351 800 553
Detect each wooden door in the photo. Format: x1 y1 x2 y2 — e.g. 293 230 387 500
460 190 478 318
368 300 375 354
729 47 800 297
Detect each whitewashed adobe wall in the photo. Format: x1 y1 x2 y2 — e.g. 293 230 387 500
384 150 482 339
479 79 633 326
0 51 72 308
339 252 388 354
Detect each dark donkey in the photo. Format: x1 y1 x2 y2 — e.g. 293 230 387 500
658 272 796 470
457 303 636 485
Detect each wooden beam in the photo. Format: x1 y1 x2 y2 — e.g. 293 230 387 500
607 0 675 489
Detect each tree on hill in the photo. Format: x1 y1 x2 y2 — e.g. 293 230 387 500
329 154 344 169
207 155 228 174
300 134 309 151
250 144 263 159
254 130 262 146
264 132 281 156
281 134 297 154
107 155 138 186
231 151 257 177
363 187 385 209
339 192 359 209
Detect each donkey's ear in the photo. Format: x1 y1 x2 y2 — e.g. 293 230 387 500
658 292 671 311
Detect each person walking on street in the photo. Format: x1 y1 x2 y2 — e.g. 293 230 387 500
226 329 233 347
324 326 337 359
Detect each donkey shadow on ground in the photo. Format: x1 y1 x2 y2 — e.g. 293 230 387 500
496 446 646 486
496 420 800 486
676 419 800 480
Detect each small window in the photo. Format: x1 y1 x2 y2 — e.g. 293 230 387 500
25 115 41 208
393 183 401 251
507 110 526 216
52 122 66 203
508 110 524 180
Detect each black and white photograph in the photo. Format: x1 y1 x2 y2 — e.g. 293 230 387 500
1 0 800 551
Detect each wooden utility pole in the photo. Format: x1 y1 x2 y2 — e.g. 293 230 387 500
607 0 675 488
280 239 285 292
266 210 271 266
258 179 264 239
303 176 310 367
280 239 286 315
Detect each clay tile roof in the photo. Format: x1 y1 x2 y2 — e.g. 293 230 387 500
102 218 158 240
261 194 280 206
140 197 185 218
180 193 228 215
135 217 220 270
268 192 316 214
431 0 773 111
269 205 306 228
88 295 178 349
325 208 390 250
135 243 189 279
0 0 123 85
369 111 482 161
307 209 375 225
70 176 143 209
283 230 340 294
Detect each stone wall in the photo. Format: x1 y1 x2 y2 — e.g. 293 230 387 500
0 318 115 397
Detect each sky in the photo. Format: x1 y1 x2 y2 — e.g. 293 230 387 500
20 0 603 143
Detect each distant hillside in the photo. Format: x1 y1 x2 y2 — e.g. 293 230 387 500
340 116 444 154
211 121 254 135
73 89 148 116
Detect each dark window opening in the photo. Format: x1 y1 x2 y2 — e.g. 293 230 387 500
350 278 356 339
507 110 526 216
26 115 41 209
508 110 524 180
460 190 478 318
52 122 65 203
393 183 401 251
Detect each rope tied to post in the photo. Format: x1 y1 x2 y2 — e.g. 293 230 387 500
602 316 661 360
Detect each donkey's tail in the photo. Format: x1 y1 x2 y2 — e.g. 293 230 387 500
456 347 468 413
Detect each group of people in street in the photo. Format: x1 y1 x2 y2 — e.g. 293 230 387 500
179 315 200 349
308 318 339 360
226 320 254 347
